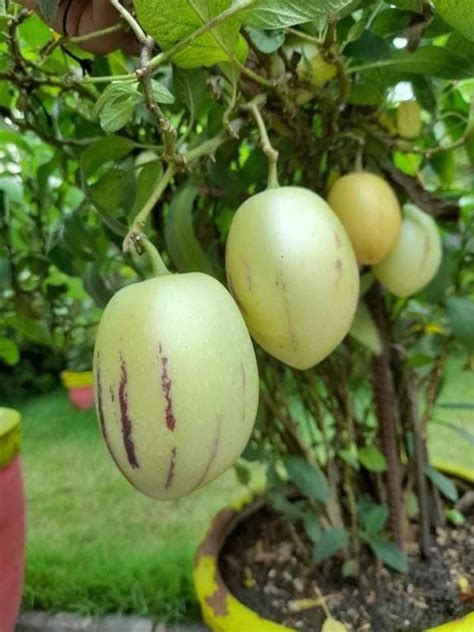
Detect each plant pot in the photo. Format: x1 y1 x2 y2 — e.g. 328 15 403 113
60 371 94 410
194 494 474 632
0 408 26 632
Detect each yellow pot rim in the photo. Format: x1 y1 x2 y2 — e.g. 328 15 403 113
61 370 94 389
0 407 21 470
194 492 474 632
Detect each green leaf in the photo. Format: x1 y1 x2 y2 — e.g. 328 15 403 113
425 466 458 502
349 302 382 354
36 0 60 22
237 0 354 29
359 446 387 472
447 297 474 352
284 456 329 503
0 337 20 366
345 31 391 61
90 168 136 214
433 0 474 43
3 315 50 346
361 505 389 536
83 263 113 308
93 82 143 133
151 80 175 104
165 185 215 275
268 491 303 521
366 536 408 573
445 509 465 526
132 160 163 217
81 137 137 179
245 26 285 53
313 528 348 563
0 258 12 289
372 9 412 37
174 67 207 117
391 0 423 12
379 46 474 79
134 0 242 68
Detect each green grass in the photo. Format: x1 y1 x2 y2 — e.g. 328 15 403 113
19 390 244 621
15 356 473 621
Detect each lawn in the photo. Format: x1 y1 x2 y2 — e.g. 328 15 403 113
16 356 473 622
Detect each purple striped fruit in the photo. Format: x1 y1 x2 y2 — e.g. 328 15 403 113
93 273 259 500
226 187 359 370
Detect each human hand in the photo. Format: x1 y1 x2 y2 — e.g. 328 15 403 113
15 0 138 55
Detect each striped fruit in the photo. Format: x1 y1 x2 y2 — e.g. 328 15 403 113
93 273 259 500
225 187 359 370
372 205 442 298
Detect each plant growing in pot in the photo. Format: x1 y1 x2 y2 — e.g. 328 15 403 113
2 0 474 629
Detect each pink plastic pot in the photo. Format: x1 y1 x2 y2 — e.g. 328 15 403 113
67 385 94 410
0 410 25 632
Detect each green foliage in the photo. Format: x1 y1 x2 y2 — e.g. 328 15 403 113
284 456 329 503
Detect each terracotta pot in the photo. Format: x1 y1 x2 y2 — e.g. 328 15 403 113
0 408 26 632
60 371 94 410
194 494 474 632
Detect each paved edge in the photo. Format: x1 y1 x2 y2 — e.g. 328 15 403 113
15 613 208 632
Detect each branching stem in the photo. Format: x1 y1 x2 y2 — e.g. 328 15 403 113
245 95 279 189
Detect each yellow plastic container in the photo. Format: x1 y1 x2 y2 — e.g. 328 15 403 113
0 408 21 470
60 370 93 389
194 494 474 632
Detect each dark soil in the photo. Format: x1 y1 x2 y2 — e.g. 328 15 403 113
220 500 474 631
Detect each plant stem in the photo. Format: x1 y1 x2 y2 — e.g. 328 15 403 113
366 284 405 550
68 22 126 45
245 96 279 189
108 0 147 44
123 163 176 253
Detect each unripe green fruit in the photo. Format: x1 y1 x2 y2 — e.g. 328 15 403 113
328 172 402 266
396 100 422 139
226 187 359 370
292 43 338 87
93 273 259 501
372 206 442 298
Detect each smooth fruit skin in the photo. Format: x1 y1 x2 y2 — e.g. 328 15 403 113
396 100 422 139
225 187 359 370
328 172 402 265
372 206 442 298
93 273 259 501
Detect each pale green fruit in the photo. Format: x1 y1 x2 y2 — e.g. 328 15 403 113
225 187 360 370
396 100 422 139
372 206 442 298
328 172 402 265
93 273 259 501
349 302 382 355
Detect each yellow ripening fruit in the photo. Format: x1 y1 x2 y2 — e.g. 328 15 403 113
93 273 259 501
396 100 422 139
225 187 359 370
327 172 402 266
372 206 442 298
288 42 337 88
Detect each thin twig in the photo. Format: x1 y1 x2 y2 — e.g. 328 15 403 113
245 95 279 189
108 0 147 44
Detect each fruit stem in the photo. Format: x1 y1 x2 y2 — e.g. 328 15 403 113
245 95 280 190
141 235 170 277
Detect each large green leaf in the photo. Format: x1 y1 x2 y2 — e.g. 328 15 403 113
3 315 50 346
284 455 329 503
81 137 137 179
351 46 474 79
164 185 215 275
433 0 474 44
447 297 474 352
134 0 243 68
237 0 354 29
